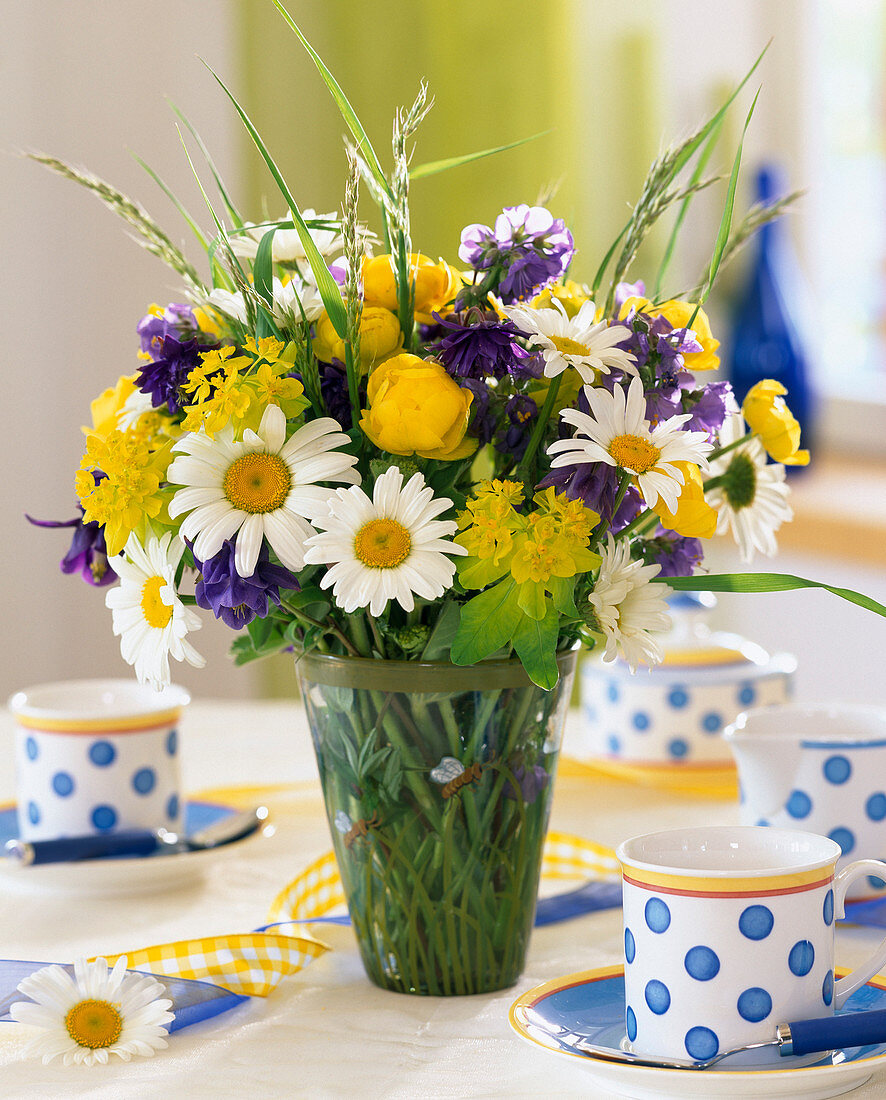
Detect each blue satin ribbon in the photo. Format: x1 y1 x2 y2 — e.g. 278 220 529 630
0 961 247 1030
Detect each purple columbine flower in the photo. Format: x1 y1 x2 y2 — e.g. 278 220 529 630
192 539 299 629
27 481 116 587
136 304 217 414
643 531 704 578
495 394 539 462
504 763 550 804
461 379 496 446
319 361 353 430
682 380 732 436
457 204 574 304
433 308 538 380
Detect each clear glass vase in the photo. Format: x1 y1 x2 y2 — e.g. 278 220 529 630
296 650 577 995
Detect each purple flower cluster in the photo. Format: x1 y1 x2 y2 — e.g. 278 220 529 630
495 394 539 462
136 304 216 414
458 204 574 304
192 539 299 629
538 461 642 533
319 361 353 430
434 308 540 381
27 478 115 587
643 531 704 578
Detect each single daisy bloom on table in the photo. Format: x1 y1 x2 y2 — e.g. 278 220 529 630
706 407 793 562
167 403 360 579
500 298 636 384
105 532 204 690
547 376 713 513
303 466 467 617
10 956 173 1066
589 534 673 671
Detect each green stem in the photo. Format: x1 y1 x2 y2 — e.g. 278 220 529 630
516 373 562 489
395 229 415 353
616 507 659 541
350 613 372 657
366 615 388 658
281 601 358 656
343 342 363 454
707 432 754 462
589 471 631 551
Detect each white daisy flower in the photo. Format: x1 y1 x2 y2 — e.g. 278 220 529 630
230 209 343 262
10 956 173 1066
105 532 204 690
547 375 713 512
303 467 468 617
589 534 673 671
167 403 359 579
706 406 793 562
501 298 636 383
271 275 325 325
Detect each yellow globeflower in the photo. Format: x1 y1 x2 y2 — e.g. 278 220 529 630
742 379 810 466
652 461 718 538
362 254 461 323
619 296 720 372
312 306 403 370
83 375 138 439
359 353 477 461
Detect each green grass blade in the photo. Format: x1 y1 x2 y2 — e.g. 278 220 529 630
411 131 550 180
591 220 630 299
202 60 348 339
661 573 886 619
168 99 245 229
253 227 285 341
131 152 209 251
272 0 392 202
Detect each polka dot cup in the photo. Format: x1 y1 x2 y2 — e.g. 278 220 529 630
726 705 886 900
617 826 886 1067
8 679 187 841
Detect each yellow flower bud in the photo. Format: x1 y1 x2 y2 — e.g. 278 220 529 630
651 461 718 538
312 306 403 370
360 353 477 461
619 297 720 373
362 254 461 323
742 379 810 466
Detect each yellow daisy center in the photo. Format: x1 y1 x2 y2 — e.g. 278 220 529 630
550 335 591 357
223 453 292 514
64 999 123 1050
354 518 412 569
609 433 661 473
141 575 173 629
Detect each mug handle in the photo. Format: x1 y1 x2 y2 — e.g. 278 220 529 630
834 859 886 1009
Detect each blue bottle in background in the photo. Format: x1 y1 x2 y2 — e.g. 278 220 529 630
726 165 814 465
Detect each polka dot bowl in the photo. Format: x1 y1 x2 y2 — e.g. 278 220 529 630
8 679 188 841
577 634 796 767
727 704 886 900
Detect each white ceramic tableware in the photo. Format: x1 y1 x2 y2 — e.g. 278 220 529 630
726 704 886 899
8 678 188 841
616 825 886 1067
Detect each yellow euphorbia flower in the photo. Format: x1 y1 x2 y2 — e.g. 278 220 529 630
742 379 810 466
531 280 596 319
312 306 403 370
362 254 461 323
83 374 138 439
652 461 718 538
620 297 720 372
360 353 476 461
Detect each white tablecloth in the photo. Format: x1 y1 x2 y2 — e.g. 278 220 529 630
1 701 885 1099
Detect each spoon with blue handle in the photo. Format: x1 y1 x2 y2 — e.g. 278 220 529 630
3 806 268 865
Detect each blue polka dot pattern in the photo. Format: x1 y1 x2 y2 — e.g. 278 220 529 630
607 680 619 703
738 683 756 706
823 889 834 927
166 728 178 756
868 875 886 891
668 687 689 708
166 793 180 821
625 927 636 964
789 940 815 976
822 969 834 1007
626 1005 637 1042
701 712 722 734
52 771 75 797
684 946 720 981
632 712 650 731
685 1026 719 1061
607 734 621 754
739 905 774 940
27 801 40 825
645 980 671 1015
828 827 855 856
823 755 852 784
668 738 689 759
866 793 886 822
786 789 812 819
737 987 772 1022
91 804 117 831
645 897 671 933
132 767 157 795
25 737 38 761
88 740 116 767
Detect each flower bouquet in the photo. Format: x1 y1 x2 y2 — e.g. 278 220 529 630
29 9 886 994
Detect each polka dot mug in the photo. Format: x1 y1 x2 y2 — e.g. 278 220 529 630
726 704 886 900
8 679 187 841
616 826 886 1068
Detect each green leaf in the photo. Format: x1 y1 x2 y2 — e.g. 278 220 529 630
272 0 392 201
517 580 546 621
421 600 461 661
201 60 349 339
252 227 283 342
660 573 886 619
410 131 549 180
512 603 560 689
548 575 578 617
450 580 522 665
